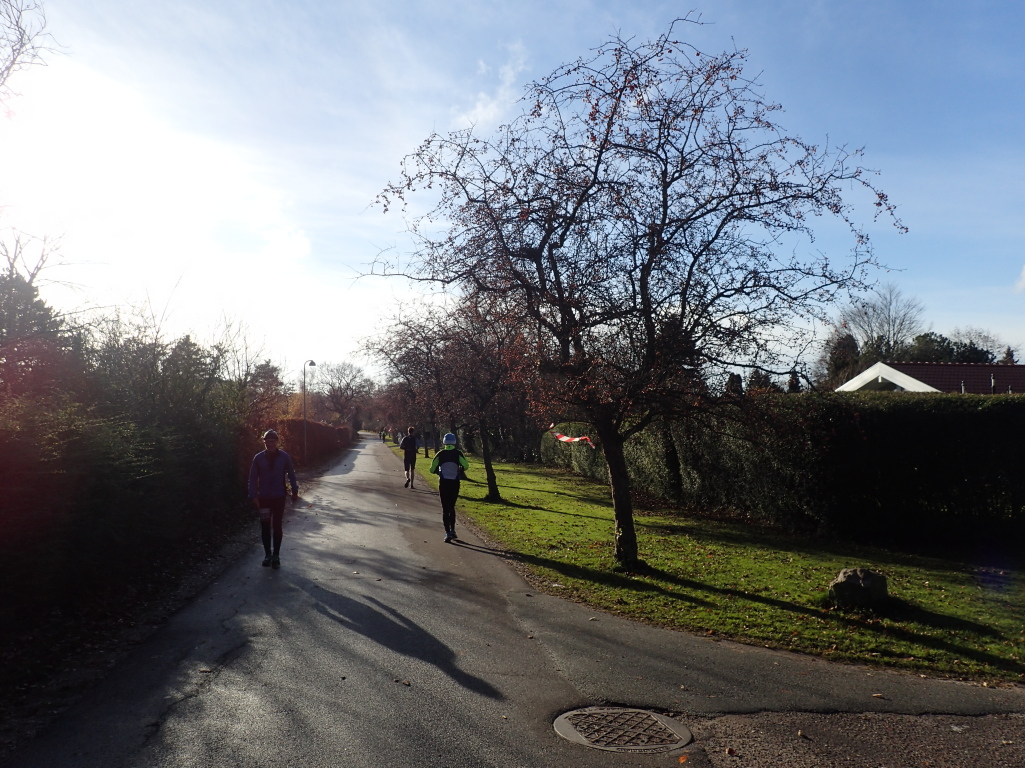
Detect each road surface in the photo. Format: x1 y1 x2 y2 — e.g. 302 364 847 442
6 437 1025 767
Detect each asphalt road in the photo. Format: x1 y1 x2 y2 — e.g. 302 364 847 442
6 437 1025 767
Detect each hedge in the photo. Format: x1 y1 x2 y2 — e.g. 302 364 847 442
545 394 1025 548
262 418 352 466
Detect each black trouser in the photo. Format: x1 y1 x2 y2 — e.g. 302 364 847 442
258 496 287 555
439 478 460 531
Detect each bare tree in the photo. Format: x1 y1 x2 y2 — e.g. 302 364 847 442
1 0 49 115
950 326 1006 358
377 20 904 566
319 361 374 427
838 283 924 361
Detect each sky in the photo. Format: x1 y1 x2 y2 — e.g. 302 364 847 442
0 0 1022 384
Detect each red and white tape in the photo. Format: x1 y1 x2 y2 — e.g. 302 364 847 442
548 424 595 449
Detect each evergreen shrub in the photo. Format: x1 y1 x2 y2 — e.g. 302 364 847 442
546 394 1025 547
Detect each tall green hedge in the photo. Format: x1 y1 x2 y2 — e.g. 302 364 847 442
547 394 1025 547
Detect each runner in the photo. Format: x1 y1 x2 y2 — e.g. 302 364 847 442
399 426 419 489
248 429 299 569
429 432 469 542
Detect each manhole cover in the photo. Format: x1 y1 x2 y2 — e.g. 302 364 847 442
553 707 692 754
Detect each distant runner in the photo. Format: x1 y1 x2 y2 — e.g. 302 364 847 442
248 429 299 569
430 432 469 542
399 426 419 489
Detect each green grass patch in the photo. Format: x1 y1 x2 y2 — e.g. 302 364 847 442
413 450 1025 684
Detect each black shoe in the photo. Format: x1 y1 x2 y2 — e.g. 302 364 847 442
271 554 280 569
404 478 410 487
444 529 454 542
262 555 272 567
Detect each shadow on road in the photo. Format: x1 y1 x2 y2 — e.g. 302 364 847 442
301 583 504 701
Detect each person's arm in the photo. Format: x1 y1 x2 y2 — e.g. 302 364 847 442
248 456 260 507
458 451 470 471
285 454 298 500
429 454 441 474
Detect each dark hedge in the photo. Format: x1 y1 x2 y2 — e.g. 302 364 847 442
546 393 1025 548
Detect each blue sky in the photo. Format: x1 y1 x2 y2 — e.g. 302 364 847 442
0 0 1022 380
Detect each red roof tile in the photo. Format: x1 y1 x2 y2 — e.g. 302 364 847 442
886 362 1025 394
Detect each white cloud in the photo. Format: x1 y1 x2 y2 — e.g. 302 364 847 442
1015 265 1025 293
455 42 529 129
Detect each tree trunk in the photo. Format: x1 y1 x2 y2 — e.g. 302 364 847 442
595 419 638 567
478 415 501 502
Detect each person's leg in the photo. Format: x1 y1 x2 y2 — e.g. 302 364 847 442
440 479 459 538
258 497 273 565
260 522 272 553
269 497 286 566
448 480 460 535
408 458 416 488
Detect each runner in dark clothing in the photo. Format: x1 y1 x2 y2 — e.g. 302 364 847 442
248 429 299 569
429 432 469 542
399 426 418 489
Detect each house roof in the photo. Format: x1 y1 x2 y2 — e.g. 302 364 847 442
836 361 1025 394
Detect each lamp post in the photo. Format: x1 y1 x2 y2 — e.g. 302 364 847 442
302 359 316 463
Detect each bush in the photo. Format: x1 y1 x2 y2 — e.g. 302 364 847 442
261 418 350 466
542 421 682 502
546 395 1025 549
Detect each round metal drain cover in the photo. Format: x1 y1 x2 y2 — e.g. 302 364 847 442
553 707 692 754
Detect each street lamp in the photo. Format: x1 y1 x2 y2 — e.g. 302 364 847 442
302 359 316 462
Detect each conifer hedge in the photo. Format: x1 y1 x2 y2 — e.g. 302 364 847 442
546 393 1025 547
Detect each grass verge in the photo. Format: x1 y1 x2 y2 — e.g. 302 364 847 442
404 445 1025 684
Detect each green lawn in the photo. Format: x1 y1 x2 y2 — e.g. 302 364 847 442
398 442 1025 684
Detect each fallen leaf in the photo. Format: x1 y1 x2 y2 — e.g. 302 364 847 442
872 693 884 698
588 617 598 621
725 746 736 755
199 668 213 673
679 756 688 763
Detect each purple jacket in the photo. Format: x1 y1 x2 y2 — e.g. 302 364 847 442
248 449 298 499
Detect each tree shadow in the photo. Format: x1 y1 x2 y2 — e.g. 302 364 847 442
495 549 1024 675
848 596 1002 638
627 560 1023 674
301 583 504 701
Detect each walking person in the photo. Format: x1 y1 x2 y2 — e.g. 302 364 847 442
430 432 469 542
399 426 419 489
248 429 298 569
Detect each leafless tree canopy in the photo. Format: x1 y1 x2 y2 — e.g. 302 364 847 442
377 19 905 564
0 0 49 114
838 283 925 359
318 361 374 425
